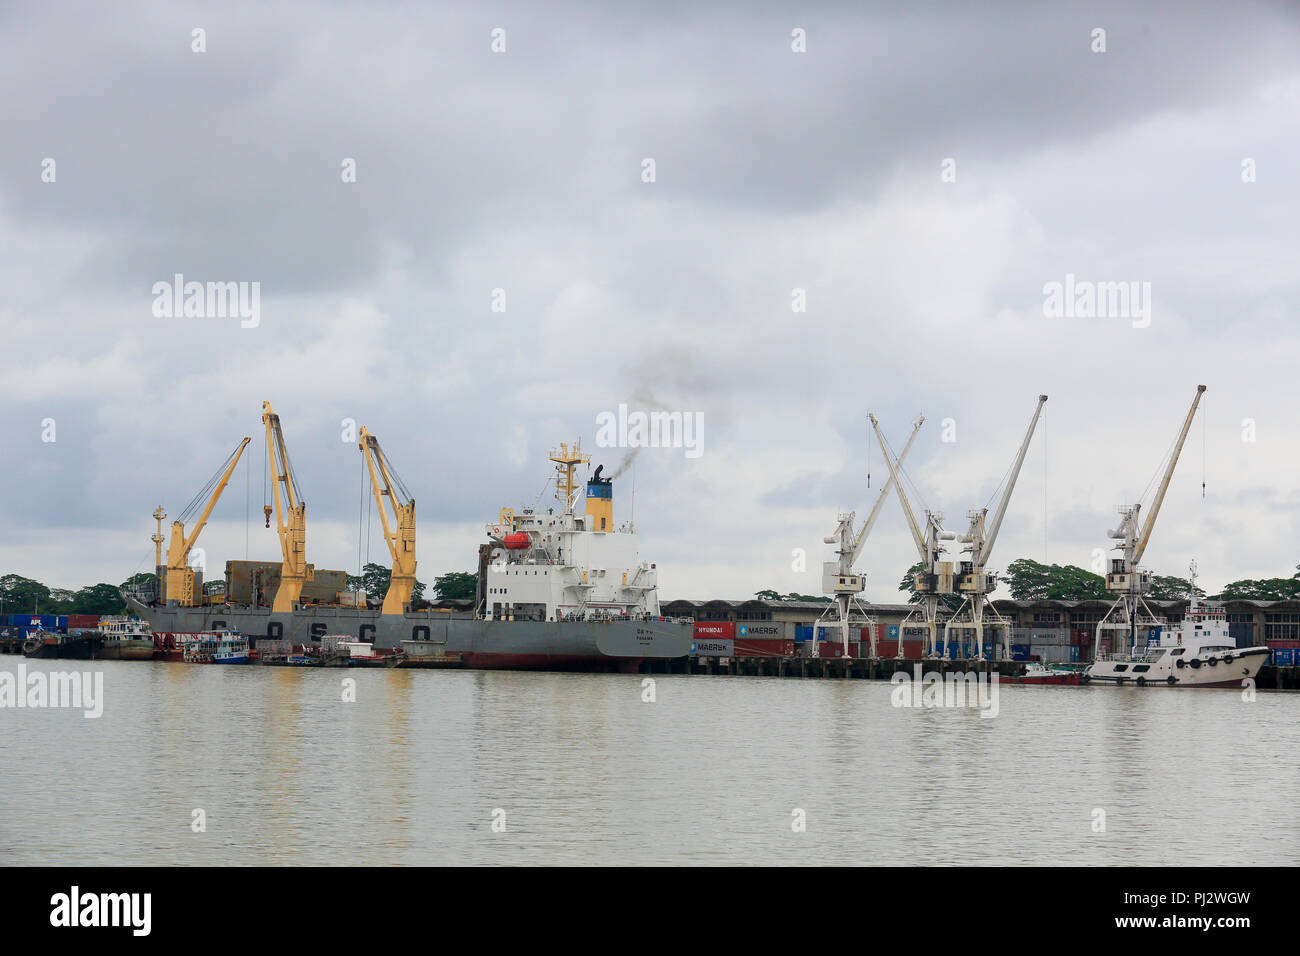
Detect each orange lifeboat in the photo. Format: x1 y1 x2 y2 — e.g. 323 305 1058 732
503 532 530 550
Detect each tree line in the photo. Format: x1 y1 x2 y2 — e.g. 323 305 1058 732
753 559 1300 605
1 567 481 616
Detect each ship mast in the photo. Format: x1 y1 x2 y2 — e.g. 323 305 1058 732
549 440 590 515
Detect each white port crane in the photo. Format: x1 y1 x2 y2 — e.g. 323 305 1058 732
944 395 1048 661
1093 385 1206 660
869 413 958 659
817 415 924 658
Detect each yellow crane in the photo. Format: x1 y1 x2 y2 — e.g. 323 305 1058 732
163 437 251 606
262 401 312 612
358 426 417 614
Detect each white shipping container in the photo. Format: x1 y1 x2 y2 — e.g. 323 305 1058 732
1028 629 1070 646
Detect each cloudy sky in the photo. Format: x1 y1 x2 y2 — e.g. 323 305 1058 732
1 1 1297 601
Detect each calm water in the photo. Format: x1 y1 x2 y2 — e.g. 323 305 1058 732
2 658 1297 865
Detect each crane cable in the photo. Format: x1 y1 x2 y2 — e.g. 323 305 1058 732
177 440 244 525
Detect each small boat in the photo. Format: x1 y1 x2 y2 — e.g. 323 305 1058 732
394 639 465 668
333 639 389 667
22 630 103 660
96 617 155 660
1003 662 1081 685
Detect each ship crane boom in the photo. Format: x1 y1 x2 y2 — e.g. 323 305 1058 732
262 401 312 613
164 437 250 606
359 426 417 614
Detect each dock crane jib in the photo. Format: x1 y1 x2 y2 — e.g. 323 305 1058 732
818 415 924 658
869 413 957 659
163 437 251 607
262 401 313 613
1093 385 1206 659
947 394 1047 661
359 426 417 615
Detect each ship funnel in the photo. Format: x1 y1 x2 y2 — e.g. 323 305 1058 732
586 465 613 532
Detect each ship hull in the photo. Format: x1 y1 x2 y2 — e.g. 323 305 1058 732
125 597 691 672
99 640 156 661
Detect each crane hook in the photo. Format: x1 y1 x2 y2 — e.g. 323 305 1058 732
264 505 272 529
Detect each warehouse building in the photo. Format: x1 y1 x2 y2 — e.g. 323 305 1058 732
662 596 1300 649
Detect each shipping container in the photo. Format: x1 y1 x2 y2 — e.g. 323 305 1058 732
1271 648 1294 667
732 639 795 657
693 621 735 640
1027 629 1069 646
68 614 101 628
735 621 790 641
690 637 734 657
1011 644 1031 661
795 624 813 642
873 640 924 660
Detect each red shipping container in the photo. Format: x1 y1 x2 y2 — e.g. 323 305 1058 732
732 639 794 657
1266 639 1300 648
693 621 734 640
68 614 101 628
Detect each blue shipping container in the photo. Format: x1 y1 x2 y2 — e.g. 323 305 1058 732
1271 648 1294 667
795 625 813 643
1069 646 1080 662
1011 644 1030 661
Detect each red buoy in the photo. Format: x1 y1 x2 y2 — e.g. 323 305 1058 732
503 532 530 550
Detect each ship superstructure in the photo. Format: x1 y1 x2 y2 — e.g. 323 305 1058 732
481 442 661 623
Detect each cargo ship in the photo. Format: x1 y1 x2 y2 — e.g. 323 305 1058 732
125 417 691 672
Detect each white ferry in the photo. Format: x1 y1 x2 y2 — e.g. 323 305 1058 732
1083 573 1269 687
182 630 250 664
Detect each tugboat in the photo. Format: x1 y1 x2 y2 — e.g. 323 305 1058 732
22 630 103 660
1083 565 1270 687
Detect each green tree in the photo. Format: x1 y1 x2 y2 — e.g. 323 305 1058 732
1148 574 1205 601
434 571 478 601
754 589 782 600
1003 558 1108 601
348 562 425 602
0 574 51 613
65 584 128 615
1215 577 1300 601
